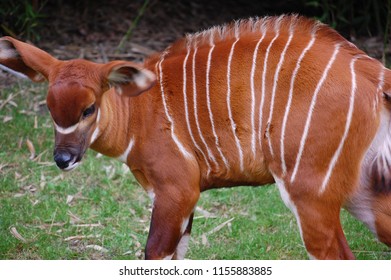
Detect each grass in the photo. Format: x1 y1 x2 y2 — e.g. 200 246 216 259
0 82 390 260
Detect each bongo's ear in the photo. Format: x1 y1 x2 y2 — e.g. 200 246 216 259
103 61 156 96
0 36 58 82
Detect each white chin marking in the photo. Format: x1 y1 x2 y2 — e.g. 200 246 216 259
63 161 80 172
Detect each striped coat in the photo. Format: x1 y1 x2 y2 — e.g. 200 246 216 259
1 15 390 259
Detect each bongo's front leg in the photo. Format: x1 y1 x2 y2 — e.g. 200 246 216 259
145 188 199 260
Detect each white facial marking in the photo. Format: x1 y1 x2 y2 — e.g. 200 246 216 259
89 109 101 144
90 127 100 145
63 160 80 172
55 122 79 134
96 108 101 123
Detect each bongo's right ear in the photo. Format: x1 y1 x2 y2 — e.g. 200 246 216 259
0 36 58 82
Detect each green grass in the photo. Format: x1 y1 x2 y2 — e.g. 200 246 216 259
0 82 390 260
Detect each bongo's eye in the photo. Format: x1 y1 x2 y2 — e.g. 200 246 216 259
82 104 95 119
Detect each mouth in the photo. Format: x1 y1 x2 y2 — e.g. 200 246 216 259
63 159 80 172
54 150 82 172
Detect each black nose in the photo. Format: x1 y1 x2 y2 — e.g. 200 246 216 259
54 151 73 169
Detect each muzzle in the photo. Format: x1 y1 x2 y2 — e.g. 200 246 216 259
53 147 82 171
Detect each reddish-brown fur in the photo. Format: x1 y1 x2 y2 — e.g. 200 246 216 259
1 15 391 259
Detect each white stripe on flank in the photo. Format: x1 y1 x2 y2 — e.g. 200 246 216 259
117 138 134 163
258 24 280 148
206 43 230 169
290 44 341 183
227 37 244 172
319 55 360 193
55 122 79 134
266 25 294 157
280 34 316 175
250 32 267 157
192 46 218 165
158 57 193 159
183 45 212 173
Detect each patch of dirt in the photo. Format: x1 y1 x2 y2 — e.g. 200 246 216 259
33 0 313 60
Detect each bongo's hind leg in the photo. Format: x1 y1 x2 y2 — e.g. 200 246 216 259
274 177 355 259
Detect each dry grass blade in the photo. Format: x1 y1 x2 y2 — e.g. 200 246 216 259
195 206 217 219
28 222 66 229
207 218 234 235
0 163 13 174
0 93 19 111
67 210 82 224
66 195 74 205
64 234 101 241
201 234 210 246
34 116 38 129
26 139 36 160
48 208 58 234
85 244 108 253
73 222 103 228
9 226 27 243
3 116 13 123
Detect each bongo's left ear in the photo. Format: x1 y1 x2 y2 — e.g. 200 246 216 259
103 61 156 97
